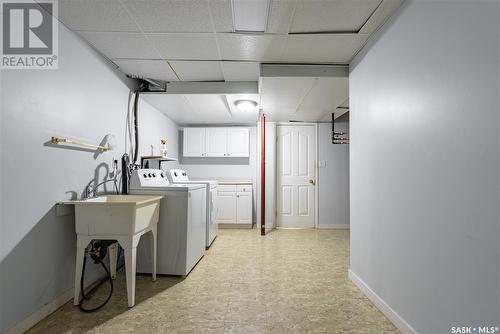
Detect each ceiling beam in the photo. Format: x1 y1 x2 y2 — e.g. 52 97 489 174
260 64 349 78
158 81 258 95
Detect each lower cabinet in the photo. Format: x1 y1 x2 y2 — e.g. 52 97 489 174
216 184 252 228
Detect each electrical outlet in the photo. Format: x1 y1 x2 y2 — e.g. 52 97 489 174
319 161 326 168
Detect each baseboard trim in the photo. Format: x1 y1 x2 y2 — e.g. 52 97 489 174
348 270 418 334
4 269 104 334
318 224 350 229
218 223 253 229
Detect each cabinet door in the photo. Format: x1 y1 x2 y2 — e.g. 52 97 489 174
236 192 252 224
183 128 206 157
227 128 249 157
205 128 227 157
216 192 236 223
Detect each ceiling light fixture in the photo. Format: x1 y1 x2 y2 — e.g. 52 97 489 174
235 100 258 112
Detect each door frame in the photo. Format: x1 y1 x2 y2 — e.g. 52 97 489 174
275 123 319 229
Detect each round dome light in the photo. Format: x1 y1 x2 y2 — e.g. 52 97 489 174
235 100 257 113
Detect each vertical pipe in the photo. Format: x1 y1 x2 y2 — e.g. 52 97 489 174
260 114 266 236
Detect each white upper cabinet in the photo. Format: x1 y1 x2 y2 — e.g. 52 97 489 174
183 128 206 157
227 128 250 157
205 128 227 157
183 127 250 158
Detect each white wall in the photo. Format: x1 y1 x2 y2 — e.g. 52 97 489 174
138 99 180 162
0 23 179 332
179 126 257 222
349 1 500 333
318 122 349 227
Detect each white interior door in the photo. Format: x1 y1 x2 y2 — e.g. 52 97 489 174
277 125 316 228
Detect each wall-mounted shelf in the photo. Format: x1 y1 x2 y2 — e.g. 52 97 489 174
140 156 178 169
50 135 115 151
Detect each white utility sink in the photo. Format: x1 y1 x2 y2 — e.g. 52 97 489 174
68 195 163 236
65 194 163 307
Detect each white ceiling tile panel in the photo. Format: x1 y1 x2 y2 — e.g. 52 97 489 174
217 33 286 61
359 0 403 33
141 94 199 124
169 61 224 81
122 0 231 33
260 77 316 116
282 34 370 63
113 59 178 81
147 33 220 60
185 95 231 123
294 77 349 121
58 0 139 32
78 32 159 59
221 62 260 81
290 0 382 33
266 0 297 33
209 0 234 32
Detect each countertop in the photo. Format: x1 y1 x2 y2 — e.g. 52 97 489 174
217 180 253 185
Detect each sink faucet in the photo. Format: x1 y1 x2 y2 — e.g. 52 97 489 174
84 179 118 199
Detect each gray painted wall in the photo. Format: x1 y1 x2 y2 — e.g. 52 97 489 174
350 1 500 333
318 122 349 227
0 23 179 332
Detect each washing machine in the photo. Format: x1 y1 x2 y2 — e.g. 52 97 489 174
168 169 218 248
129 169 206 276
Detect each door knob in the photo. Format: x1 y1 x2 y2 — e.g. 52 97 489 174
309 179 316 185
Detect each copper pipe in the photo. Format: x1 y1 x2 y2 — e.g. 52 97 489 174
260 114 266 236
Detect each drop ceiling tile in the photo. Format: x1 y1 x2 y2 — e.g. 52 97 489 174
122 0 232 33
147 33 220 60
282 34 370 63
295 77 349 120
185 95 232 123
291 0 382 33
217 33 286 61
266 0 297 33
78 32 159 59
169 61 224 81
209 0 234 32
221 62 260 81
359 0 403 33
141 94 198 124
113 59 178 81
260 77 316 112
58 0 139 32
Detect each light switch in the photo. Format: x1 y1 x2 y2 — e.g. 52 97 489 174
319 161 326 168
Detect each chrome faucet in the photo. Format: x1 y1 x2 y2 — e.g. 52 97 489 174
84 179 118 199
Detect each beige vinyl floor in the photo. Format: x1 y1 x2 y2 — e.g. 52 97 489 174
27 229 399 334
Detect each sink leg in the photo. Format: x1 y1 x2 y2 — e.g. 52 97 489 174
108 243 118 279
74 246 85 305
151 225 157 282
74 235 91 306
124 246 137 307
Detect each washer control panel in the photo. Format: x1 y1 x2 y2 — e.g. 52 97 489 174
169 169 189 182
130 169 170 188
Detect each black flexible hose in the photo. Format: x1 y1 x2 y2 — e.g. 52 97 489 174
78 256 114 313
